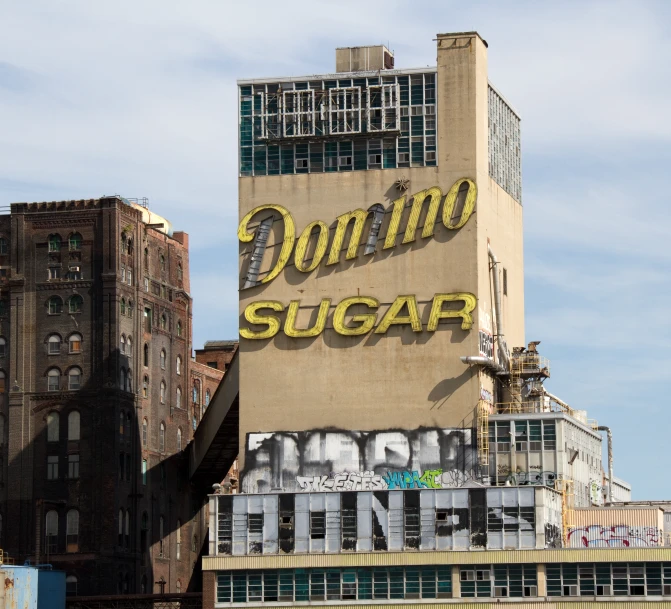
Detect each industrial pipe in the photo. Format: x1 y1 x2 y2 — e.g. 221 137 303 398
597 426 614 505
460 356 507 375
487 245 509 370
543 390 573 414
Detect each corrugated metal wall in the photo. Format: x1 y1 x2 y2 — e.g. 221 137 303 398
567 507 665 548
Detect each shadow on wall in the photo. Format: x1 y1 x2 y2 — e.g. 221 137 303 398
4 348 210 596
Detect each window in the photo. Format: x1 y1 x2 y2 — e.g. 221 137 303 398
48 267 61 280
121 266 126 283
68 454 79 479
160 313 167 330
68 368 81 390
404 492 420 548
144 247 149 270
48 234 61 252
69 333 81 354
310 511 325 539
144 307 152 332
127 269 132 285
48 296 63 314
68 295 83 313
120 298 126 316
128 300 133 317
205 389 211 407
142 418 148 447
193 382 199 405
177 428 182 451
159 422 165 452
176 581 181 593
120 335 126 354
47 411 59 441
47 455 59 480
176 321 182 337
68 411 80 441
65 576 78 596
176 519 182 559
48 335 61 355
126 336 132 356
160 381 166 403
160 254 166 273
127 369 132 392
177 263 183 282
0 238 8 255
68 265 81 280
142 459 147 485
66 509 79 551
192 535 198 553
503 267 508 296
144 277 149 292
0 370 4 394
69 233 82 251
45 510 58 553
144 343 149 367
176 356 181 375
120 368 126 390
125 510 130 549
159 516 165 557
118 509 124 546
48 368 60 391
143 375 149 398
176 387 181 409
160 349 165 369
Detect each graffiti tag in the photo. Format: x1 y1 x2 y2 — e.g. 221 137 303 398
383 469 443 490
567 525 662 548
296 471 386 492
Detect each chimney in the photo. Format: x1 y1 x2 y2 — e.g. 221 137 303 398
335 45 394 72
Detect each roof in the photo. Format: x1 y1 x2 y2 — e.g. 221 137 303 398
201 340 239 350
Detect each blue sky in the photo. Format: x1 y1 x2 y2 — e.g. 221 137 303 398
1 1 669 499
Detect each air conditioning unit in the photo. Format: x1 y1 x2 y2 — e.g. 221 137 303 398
494 586 508 597
524 585 538 597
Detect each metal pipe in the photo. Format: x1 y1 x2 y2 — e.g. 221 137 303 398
543 389 573 414
487 244 509 369
460 355 507 375
597 426 614 505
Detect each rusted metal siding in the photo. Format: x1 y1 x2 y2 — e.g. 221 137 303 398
203 546 671 571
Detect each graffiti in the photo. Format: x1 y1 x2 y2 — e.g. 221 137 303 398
497 464 510 475
590 480 603 506
480 387 493 403
506 471 557 487
383 469 443 490
567 525 662 548
296 471 385 492
479 329 494 359
242 428 476 493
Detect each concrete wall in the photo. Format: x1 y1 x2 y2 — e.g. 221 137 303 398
237 33 525 475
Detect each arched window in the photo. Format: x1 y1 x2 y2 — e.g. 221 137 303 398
48 368 60 392
144 247 149 271
68 411 80 441
120 368 126 390
192 382 199 405
143 375 149 398
142 418 148 447
65 576 77 596
159 515 165 556
69 333 81 354
176 387 181 409
48 334 61 355
127 369 133 392
192 534 198 553
48 234 61 252
127 300 133 318
0 238 8 255
205 389 211 407
68 295 83 313
68 233 82 251
0 370 5 394
45 510 58 553
176 356 181 375
160 313 167 330
66 509 79 551
176 520 182 559
120 335 126 354
120 298 126 316
160 381 166 404
176 321 182 337
160 349 166 369
160 254 166 272
68 368 81 390
0 413 5 446
47 412 59 442
126 336 132 356
159 422 165 452
121 233 127 252
177 428 182 451
48 296 63 315
143 343 149 367
124 510 130 548
177 262 183 282
0 337 6 358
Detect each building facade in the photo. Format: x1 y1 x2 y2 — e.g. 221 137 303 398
199 31 669 608
195 341 238 374
0 196 205 595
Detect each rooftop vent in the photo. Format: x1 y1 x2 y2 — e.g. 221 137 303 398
336 45 394 73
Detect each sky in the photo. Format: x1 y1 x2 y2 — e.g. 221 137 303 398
1 0 669 499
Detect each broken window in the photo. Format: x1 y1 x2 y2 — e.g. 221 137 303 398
310 511 326 539
283 90 316 137
341 492 357 551
328 87 361 134
403 491 420 549
248 513 263 534
367 84 399 132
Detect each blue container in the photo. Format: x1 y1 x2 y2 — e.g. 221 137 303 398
0 566 65 609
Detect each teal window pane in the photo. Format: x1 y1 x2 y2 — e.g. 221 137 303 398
358 569 372 600
254 147 266 174
240 118 252 146
240 99 252 117
411 77 423 105
216 573 231 603
420 567 436 598
280 146 294 174
247 572 262 601
398 76 409 105
411 116 424 136
278 572 294 601
232 573 247 603
326 569 341 600
437 566 452 596
389 568 404 599
405 568 420 597
295 81 308 90
354 140 367 170
240 86 252 96
476 580 491 597
295 571 309 601
309 143 323 172
373 569 388 599
267 145 280 175
411 141 424 163
383 141 396 168
263 571 278 602
424 74 436 104
310 570 325 600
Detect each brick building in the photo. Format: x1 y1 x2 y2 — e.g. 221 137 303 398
0 196 207 596
194 340 238 374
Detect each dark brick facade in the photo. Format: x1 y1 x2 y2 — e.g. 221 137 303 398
0 197 208 596
194 341 237 373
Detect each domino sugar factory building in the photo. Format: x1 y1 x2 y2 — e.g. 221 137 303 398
198 31 671 607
